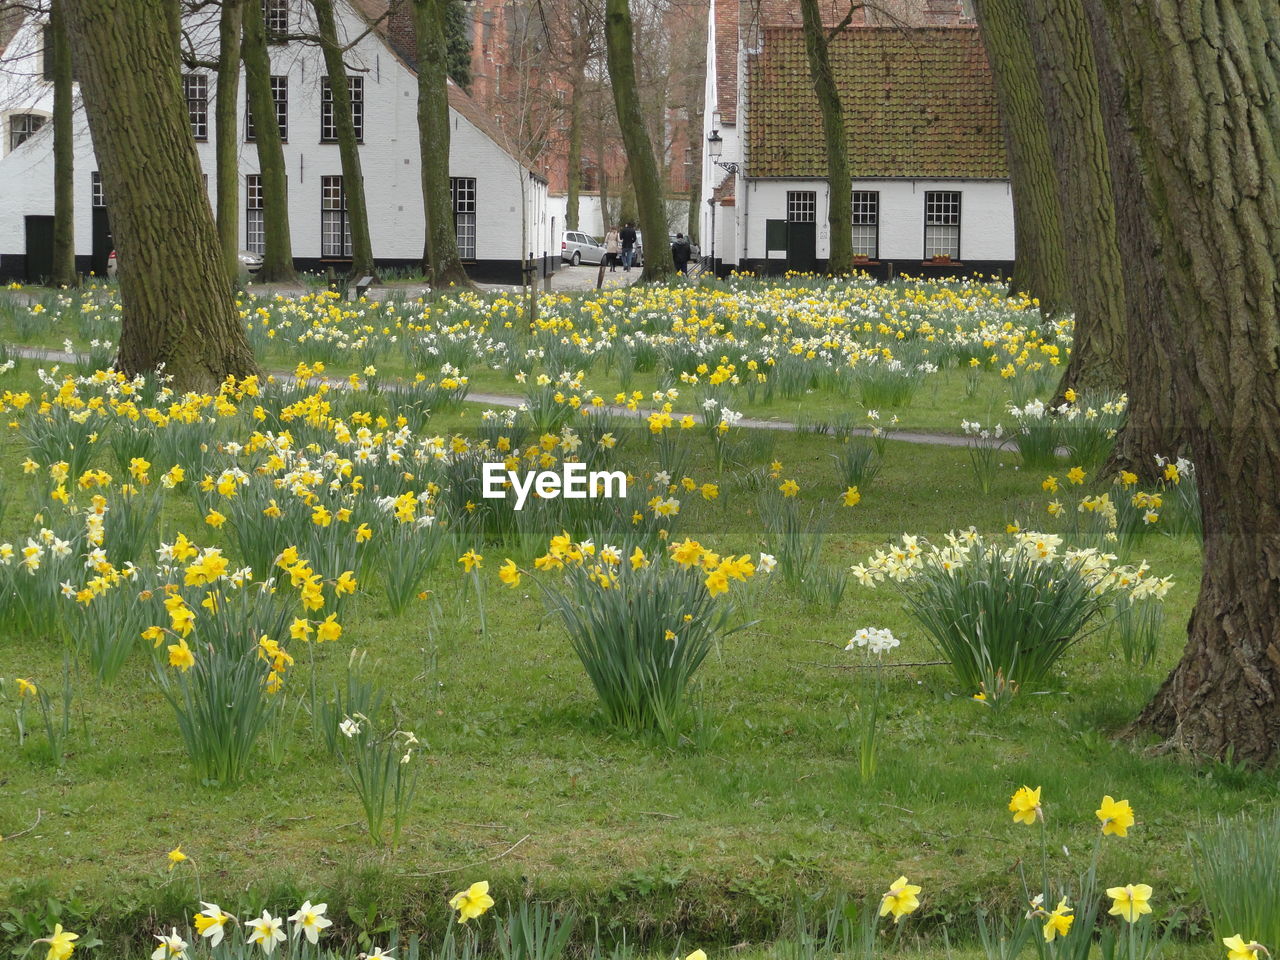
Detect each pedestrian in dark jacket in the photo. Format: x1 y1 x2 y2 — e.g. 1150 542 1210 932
671 233 692 275
620 223 637 271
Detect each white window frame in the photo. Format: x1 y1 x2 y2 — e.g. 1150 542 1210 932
246 174 265 254
924 190 962 260
246 76 288 143
321 76 364 143
451 177 477 260
850 190 879 259
321 175 352 258
786 190 817 223
184 74 208 141
8 113 47 152
263 0 289 37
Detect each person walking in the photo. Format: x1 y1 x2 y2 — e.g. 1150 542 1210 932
604 226 621 272
620 222 637 272
671 232 692 276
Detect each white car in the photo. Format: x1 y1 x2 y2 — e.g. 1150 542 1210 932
107 248 263 279
560 231 607 266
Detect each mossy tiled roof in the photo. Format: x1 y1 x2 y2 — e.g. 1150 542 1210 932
746 27 1008 180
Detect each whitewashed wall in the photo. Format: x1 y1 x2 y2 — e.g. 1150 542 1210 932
739 178 1015 264
0 0 549 274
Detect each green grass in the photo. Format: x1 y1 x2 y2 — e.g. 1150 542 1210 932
0 292 1267 960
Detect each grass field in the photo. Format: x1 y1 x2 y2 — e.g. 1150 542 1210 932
0 280 1273 960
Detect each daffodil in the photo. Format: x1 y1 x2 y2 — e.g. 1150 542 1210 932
34 925 79 960
1096 795 1134 837
246 910 286 954
288 901 332 944
1008 785 1042 825
449 880 496 923
1106 883 1152 923
167 845 187 870
498 559 522 587
879 875 921 923
151 928 189 960
1224 936 1269 960
193 902 233 948
1043 898 1073 942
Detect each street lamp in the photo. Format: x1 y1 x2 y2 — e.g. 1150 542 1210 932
707 129 741 176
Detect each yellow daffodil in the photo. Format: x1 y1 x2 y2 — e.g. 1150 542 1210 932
34 925 79 960
1106 883 1152 923
167 846 187 870
1096 795 1134 837
842 486 861 507
1008 785 1042 825
449 880 495 923
498 559 521 587
878 875 921 923
1224 936 1269 960
167 638 195 672
458 550 483 573
1043 898 1073 941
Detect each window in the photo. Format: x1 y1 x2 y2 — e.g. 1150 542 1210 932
91 171 106 208
452 177 476 260
321 176 351 258
262 0 289 38
9 113 47 152
246 175 264 254
246 76 288 142
924 190 961 259
851 191 879 258
320 76 364 143
786 190 816 223
184 74 209 141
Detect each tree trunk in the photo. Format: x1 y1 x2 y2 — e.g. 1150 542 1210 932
799 0 852 275
1022 0 1127 399
61 0 257 390
604 0 673 281
1080 0 1185 478
413 0 472 287
312 0 378 281
971 0 1067 314
215 0 243 290
1087 0 1280 764
242 0 297 283
565 61 583 231
50 0 77 288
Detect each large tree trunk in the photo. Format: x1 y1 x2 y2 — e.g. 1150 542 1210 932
242 0 297 283
61 0 257 390
604 0 673 281
215 0 243 289
799 0 852 275
50 0 77 288
1081 0 1185 478
312 0 378 281
1088 0 1280 764
413 0 471 287
565 60 583 232
971 0 1067 314
1022 0 1127 399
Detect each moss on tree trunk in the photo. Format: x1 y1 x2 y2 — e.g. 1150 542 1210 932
799 0 852 275
1089 0 1280 764
605 0 673 281
1022 0 1127 399
243 0 297 283
50 0 77 288
971 0 1067 314
413 0 472 288
62 0 258 391
312 0 378 281
215 0 244 290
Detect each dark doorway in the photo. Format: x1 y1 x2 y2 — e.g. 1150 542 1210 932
91 207 112 277
785 190 818 272
786 221 817 272
24 216 54 283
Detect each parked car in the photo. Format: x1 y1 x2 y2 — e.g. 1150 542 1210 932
560 231 607 266
107 248 264 279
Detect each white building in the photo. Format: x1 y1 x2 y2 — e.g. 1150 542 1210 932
700 0 1015 279
0 0 551 284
